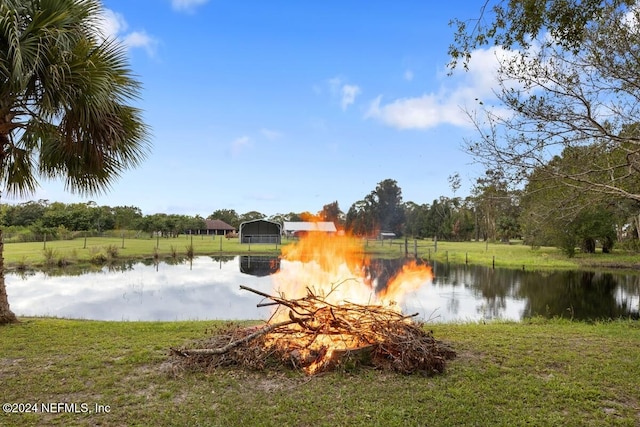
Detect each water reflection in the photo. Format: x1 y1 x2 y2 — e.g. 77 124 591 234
239 256 281 277
6 256 639 322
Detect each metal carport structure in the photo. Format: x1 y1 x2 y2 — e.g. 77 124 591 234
238 219 281 244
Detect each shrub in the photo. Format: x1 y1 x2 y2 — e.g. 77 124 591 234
105 244 119 259
89 247 107 264
43 248 58 266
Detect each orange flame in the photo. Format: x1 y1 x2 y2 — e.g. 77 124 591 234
272 231 432 308
265 230 433 374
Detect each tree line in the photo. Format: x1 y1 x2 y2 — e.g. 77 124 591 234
3 170 638 256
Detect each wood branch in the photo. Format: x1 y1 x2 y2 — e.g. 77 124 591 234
239 284 275 300
256 301 279 307
172 319 298 356
240 284 311 317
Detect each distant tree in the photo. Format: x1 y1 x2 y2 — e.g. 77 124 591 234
318 201 344 227
138 213 197 237
345 199 376 236
521 152 618 255
238 211 266 224
41 202 91 231
187 215 207 233
285 212 304 222
0 0 150 324
1 201 47 227
345 179 405 236
208 209 240 229
112 206 143 230
369 179 405 235
138 214 166 236
471 170 520 241
451 199 476 241
267 213 285 224
404 196 475 241
94 205 116 232
403 201 429 238
426 198 456 240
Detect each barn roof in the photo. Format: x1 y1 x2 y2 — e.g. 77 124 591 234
205 219 235 230
283 221 337 232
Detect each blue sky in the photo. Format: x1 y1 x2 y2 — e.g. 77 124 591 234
14 0 506 217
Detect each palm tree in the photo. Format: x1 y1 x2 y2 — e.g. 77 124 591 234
0 0 150 324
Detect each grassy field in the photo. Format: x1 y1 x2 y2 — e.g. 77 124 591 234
3 235 639 272
2 235 282 270
1 318 639 426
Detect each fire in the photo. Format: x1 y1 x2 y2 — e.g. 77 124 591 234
265 230 434 374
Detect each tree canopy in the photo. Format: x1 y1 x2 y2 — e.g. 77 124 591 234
448 0 635 70
458 1 640 208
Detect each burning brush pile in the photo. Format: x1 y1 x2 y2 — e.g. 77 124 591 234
171 233 456 376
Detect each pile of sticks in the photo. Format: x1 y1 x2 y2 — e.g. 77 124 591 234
171 285 456 375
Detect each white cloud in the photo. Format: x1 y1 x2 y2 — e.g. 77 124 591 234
96 9 127 40
231 136 251 157
171 0 210 12
365 94 471 129
123 31 157 56
260 128 282 140
366 46 515 130
98 9 158 56
340 84 361 111
404 70 414 81
327 77 361 111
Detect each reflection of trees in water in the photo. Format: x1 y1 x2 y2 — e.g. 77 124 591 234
37 259 138 277
433 263 521 319
428 264 639 321
11 255 640 321
466 266 519 320
209 256 235 263
518 270 639 320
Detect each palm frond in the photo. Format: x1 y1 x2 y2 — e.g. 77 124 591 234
0 0 151 197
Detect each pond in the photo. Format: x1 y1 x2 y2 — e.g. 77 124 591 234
6 256 640 322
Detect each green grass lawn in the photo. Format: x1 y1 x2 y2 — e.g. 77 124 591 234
1 318 639 426
3 235 283 269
